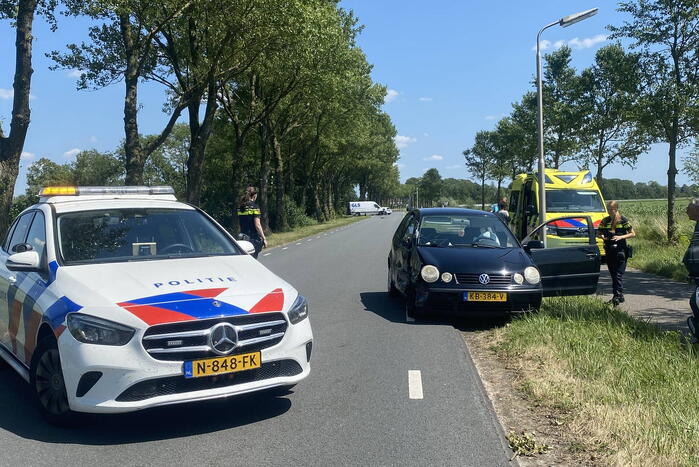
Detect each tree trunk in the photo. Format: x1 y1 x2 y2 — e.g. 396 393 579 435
258 122 271 232
0 0 38 234
496 179 502 202
229 133 245 234
313 182 324 222
120 14 145 185
595 155 604 195
185 78 218 206
667 138 678 242
481 176 486 210
272 133 287 231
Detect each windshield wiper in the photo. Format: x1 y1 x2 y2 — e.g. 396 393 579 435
470 243 502 248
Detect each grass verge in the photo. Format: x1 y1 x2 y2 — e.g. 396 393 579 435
494 296 699 466
266 215 366 249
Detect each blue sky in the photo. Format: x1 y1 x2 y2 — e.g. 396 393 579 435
0 1 691 195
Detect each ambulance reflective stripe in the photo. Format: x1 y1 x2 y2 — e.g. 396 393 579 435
551 218 587 228
117 287 286 325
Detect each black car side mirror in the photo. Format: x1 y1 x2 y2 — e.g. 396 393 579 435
523 240 544 251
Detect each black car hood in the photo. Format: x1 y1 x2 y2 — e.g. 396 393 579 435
417 246 532 274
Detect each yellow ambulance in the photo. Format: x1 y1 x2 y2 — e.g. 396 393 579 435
509 169 608 250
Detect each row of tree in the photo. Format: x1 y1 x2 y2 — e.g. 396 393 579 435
463 0 699 241
1 0 400 235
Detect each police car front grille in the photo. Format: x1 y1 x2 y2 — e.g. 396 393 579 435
454 274 512 286
142 313 288 361
115 359 303 402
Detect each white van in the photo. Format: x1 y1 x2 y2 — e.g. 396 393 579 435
349 201 382 216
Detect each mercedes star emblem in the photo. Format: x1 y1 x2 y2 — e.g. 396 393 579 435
209 323 238 355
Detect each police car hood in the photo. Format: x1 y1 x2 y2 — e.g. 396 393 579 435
55 255 296 326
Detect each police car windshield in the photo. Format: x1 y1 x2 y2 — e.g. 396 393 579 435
57 208 239 265
417 214 517 248
546 190 605 213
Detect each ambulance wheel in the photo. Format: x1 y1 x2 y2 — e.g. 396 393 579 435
30 336 78 426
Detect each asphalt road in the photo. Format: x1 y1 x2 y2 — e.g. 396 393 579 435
0 214 512 466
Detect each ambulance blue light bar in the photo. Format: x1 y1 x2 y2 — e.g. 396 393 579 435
39 186 175 197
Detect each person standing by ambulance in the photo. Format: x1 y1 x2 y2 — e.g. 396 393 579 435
597 200 635 306
237 186 267 258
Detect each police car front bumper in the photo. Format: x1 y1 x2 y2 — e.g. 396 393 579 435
58 318 312 414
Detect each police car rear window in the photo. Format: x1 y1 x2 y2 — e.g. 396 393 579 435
57 208 239 265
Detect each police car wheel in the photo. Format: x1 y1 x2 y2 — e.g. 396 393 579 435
30 337 78 426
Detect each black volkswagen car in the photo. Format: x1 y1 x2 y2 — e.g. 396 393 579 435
387 208 601 318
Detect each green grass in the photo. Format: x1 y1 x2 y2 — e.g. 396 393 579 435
494 296 699 466
619 198 694 281
266 215 365 249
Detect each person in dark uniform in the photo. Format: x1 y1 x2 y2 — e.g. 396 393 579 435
597 200 635 306
237 186 267 258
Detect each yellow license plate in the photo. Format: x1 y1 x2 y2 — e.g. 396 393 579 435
184 351 261 379
465 292 507 302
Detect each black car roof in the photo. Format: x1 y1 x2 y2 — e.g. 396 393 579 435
413 207 495 217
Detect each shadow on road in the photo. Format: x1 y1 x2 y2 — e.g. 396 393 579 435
598 268 691 302
0 367 292 445
359 291 510 331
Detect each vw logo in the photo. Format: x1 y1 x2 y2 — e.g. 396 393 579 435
208 323 238 355
478 274 490 285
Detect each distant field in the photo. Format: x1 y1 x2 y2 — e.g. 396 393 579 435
619 198 694 281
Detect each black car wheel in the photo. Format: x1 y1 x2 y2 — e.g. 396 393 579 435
405 288 425 320
387 264 398 297
30 336 78 426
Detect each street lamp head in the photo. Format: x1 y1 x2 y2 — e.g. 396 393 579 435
559 8 598 27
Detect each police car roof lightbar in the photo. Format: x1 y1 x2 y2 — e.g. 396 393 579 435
39 186 175 197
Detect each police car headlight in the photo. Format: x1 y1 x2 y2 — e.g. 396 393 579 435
288 295 309 324
421 265 439 283
67 313 135 346
524 267 541 285
513 273 524 285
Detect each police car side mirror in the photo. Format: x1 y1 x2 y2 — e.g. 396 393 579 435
237 240 256 255
6 250 42 272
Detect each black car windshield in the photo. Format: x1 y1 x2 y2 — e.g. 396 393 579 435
546 190 605 213
57 208 239 265
417 214 518 248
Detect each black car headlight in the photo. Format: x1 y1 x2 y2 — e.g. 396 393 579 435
288 295 309 324
67 313 135 346
421 265 440 283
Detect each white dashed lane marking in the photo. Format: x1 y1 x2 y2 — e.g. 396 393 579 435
408 370 423 400
282 247 288 250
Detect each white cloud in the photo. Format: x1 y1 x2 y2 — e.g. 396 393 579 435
485 115 497 121
534 34 608 51
63 148 82 158
424 154 443 161
446 164 462 170
418 97 433 102
21 151 35 161
67 69 84 78
394 135 417 150
384 89 399 103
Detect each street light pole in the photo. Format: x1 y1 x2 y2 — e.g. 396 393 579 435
535 8 598 246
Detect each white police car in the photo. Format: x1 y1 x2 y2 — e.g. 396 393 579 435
0 186 313 424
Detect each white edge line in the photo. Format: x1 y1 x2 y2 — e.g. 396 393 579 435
408 370 423 400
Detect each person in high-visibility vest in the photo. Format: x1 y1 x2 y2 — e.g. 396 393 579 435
597 200 635 306
237 186 267 258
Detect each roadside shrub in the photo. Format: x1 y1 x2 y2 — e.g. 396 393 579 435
284 199 317 229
